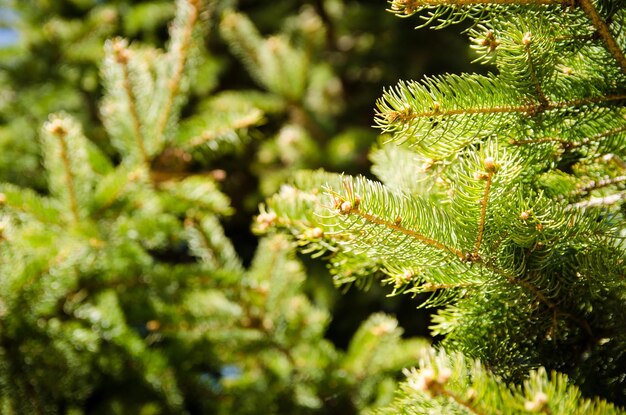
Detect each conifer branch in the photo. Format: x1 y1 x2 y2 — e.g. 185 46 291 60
330 183 595 336
382 93 626 122
592 125 626 147
388 0 567 16
577 175 626 194
577 0 626 74
570 191 626 208
347 207 466 260
480 260 555 310
155 0 199 143
184 216 219 269
474 166 495 256
442 388 488 415
184 110 263 149
511 124 626 149
112 41 150 167
509 136 570 146
419 281 476 291
408 366 488 415
46 119 79 223
480 259 595 337
523 32 549 107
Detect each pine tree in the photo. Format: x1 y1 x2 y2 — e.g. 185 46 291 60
0 1 428 413
261 0 626 412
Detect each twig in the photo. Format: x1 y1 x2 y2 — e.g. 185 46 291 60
47 120 79 223
577 0 626 74
350 208 466 260
113 41 150 167
155 0 199 142
474 170 494 256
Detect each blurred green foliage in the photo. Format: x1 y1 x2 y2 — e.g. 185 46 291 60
0 1 456 412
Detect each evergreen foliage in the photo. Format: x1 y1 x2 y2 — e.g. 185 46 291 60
0 1 430 413
0 0 180 190
260 0 626 411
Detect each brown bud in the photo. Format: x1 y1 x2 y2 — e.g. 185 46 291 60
473 171 489 181
46 118 67 136
483 156 497 172
146 320 161 331
340 201 353 214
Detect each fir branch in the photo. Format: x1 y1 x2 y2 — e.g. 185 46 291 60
577 0 626 74
184 109 263 149
576 175 626 195
418 281 477 292
570 191 626 208
511 124 626 150
45 119 79 223
403 365 492 415
523 32 549 107
345 207 466 261
383 351 625 415
441 388 488 415
510 136 571 146
479 259 595 337
376 73 626 157
380 88 626 121
388 0 567 16
154 0 199 143
112 40 150 167
184 216 220 269
473 162 495 256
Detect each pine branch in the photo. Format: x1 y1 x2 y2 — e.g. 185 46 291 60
575 175 626 195
377 349 626 415
570 191 626 208
523 32 549 107
375 73 626 158
112 40 150 167
473 158 496 256
510 121 626 154
154 0 200 143
44 118 80 223
577 0 626 74
389 0 566 12
345 206 466 260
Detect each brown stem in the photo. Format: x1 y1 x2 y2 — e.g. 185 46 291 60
511 125 626 150
509 137 571 146
420 281 476 291
350 208 466 260
577 0 626 74
382 94 626 122
523 33 549 107
480 260 594 337
474 171 493 256
342 202 594 335
389 0 568 16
